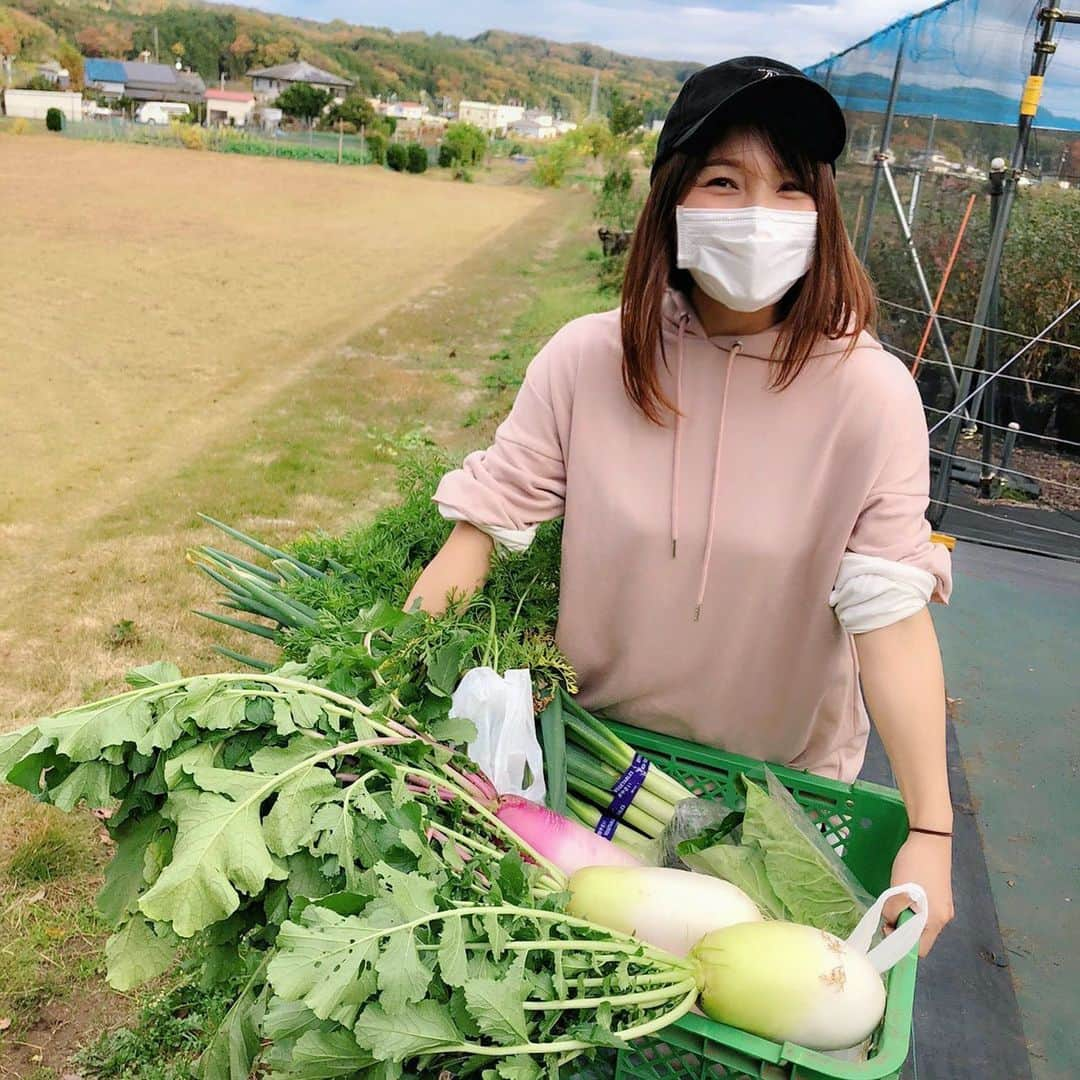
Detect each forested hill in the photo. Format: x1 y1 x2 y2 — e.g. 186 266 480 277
1 0 698 118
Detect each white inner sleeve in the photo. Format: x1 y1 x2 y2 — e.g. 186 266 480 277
437 503 537 555
829 553 936 635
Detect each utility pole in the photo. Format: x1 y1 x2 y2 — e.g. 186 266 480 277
588 72 599 118
153 26 159 63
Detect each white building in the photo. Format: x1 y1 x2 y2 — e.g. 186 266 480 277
2 89 83 122
385 101 426 121
36 59 70 88
205 89 256 127
457 100 525 135
510 118 555 140
509 110 576 141
510 111 555 140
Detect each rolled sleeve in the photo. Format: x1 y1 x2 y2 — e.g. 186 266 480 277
839 375 952 624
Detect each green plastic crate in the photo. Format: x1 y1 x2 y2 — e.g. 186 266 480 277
570 719 916 1080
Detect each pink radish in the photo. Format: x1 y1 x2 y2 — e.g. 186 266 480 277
495 796 641 875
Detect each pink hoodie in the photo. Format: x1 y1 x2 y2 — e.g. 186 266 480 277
435 289 951 781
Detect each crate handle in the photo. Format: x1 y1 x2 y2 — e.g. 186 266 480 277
846 882 928 974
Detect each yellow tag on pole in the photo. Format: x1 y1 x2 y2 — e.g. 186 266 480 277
1020 75 1044 117
931 532 957 551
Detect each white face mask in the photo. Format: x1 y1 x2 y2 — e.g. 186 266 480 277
675 205 819 313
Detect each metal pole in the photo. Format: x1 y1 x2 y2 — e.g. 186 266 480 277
907 172 922 226
978 275 1001 497
857 20 909 264
880 158 963 395
928 1 1066 526
908 113 936 228
970 173 1006 420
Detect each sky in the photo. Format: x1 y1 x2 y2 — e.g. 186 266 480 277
258 0 926 67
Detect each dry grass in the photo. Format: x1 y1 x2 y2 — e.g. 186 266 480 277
0 133 595 1072
0 135 550 727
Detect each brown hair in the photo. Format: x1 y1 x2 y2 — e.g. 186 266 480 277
621 120 876 424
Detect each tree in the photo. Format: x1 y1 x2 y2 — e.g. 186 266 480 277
46 107 63 131
323 93 376 132
229 33 255 60
275 82 331 126
608 90 644 138
386 142 408 172
639 129 659 169
171 42 185 60
57 41 84 90
0 25 19 63
258 37 296 68
76 23 132 59
75 27 108 58
567 119 614 161
440 121 487 167
364 129 388 164
534 139 578 187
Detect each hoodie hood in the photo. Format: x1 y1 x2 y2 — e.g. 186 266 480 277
661 286 863 362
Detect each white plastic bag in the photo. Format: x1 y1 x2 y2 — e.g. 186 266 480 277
450 667 546 803
823 882 928 1064
847 881 928 974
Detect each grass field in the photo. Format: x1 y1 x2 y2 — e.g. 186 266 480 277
0 135 546 724
0 132 609 1075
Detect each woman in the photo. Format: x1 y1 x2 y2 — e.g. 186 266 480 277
408 58 955 954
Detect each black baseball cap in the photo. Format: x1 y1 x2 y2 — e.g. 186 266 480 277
652 56 846 180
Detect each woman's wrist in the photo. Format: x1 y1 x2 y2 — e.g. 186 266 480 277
904 803 953 835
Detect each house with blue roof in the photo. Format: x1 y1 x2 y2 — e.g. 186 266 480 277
84 59 127 98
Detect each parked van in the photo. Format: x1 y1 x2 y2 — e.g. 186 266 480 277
135 101 190 125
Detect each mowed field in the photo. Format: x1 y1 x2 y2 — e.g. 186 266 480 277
0 131 600 1072
0 135 547 727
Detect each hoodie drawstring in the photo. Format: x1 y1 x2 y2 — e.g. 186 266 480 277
696 340 741 620
670 314 688 559
669 319 741 621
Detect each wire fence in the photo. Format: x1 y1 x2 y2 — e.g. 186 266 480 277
59 115 385 166
807 0 1080 561
850 165 1080 558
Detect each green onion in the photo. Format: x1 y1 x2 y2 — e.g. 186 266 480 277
565 795 654 860
559 693 694 806
564 745 677 827
565 774 667 839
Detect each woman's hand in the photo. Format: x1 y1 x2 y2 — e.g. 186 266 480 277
885 831 954 957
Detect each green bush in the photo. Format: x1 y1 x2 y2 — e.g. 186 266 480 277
364 129 388 164
441 121 488 167
386 142 408 172
596 159 640 231
45 107 64 132
534 140 576 188
405 142 428 173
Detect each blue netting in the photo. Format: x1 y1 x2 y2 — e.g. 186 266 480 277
804 0 1080 131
